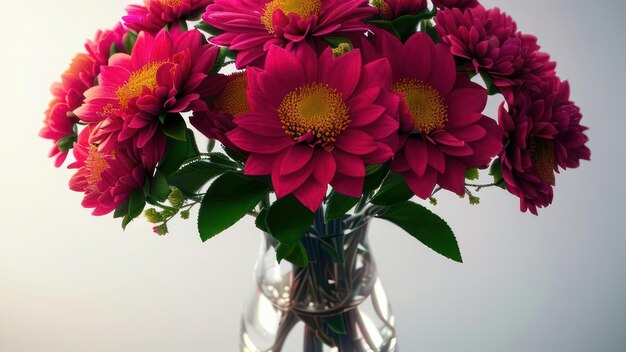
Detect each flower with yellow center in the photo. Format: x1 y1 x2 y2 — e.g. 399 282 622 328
85 145 112 192
392 78 448 134
278 82 350 143
158 0 183 6
261 0 322 33
531 138 556 185
116 62 164 109
214 72 251 117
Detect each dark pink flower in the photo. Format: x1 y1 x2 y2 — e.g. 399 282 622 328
436 6 556 93
355 30 503 198
432 0 479 10
499 78 590 214
226 45 401 211
85 23 129 77
202 0 376 69
74 28 220 158
124 0 212 34
40 53 96 167
372 0 427 20
190 71 249 153
69 127 152 216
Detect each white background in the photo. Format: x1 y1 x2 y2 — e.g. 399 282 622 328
0 1 624 351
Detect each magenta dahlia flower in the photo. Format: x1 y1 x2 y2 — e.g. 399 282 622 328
202 0 376 68
499 78 590 214
74 28 221 155
190 71 249 153
431 0 479 10
40 53 96 167
226 45 401 211
436 6 556 93
85 23 129 77
124 0 212 34
69 127 151 216
355 30 503 199
372 0 427 20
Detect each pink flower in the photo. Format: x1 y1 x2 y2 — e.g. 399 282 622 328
202 0 376 69
436 6 555 93
226 45 401 211
499 78 590 214
432 0 479 10
69 127 152 216
74 28 220 158
190 71 249 154
124 0 213 34
85 23 129 77
40 53 96 167
372 0 427 20
355 30 503 198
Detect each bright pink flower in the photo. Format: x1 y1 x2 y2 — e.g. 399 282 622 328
436 7 556 93
74 28 220 158
69 127 152 216
190 71 249 154
226 45 401 211
124 0 213 34
40 53 96 167
499 78 590 214
432 0 479 10
372 0 427 20
355 30 503 198
202 0 376 69
85 23 129 77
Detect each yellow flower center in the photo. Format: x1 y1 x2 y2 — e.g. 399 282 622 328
214 72 251 117
158 0 183 6
278 82 350 143
393 78 448 134
116 62 163 109
261 0 322 33
85 145 113 192
531 138 556 185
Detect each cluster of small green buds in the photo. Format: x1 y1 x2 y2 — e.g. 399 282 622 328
429 197 438 206
332 42 352 57
180 210 190 220
168 188 185 209
468 195 481 205
144 208 163 224
153 223 169 236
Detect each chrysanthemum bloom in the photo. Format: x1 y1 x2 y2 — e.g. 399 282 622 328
355 30 503 198
85 23 129 77
74 28 220 156
371 0 427 20
431 0 479 10
226 45 401 211
436 7 555 92
40 53 96 167
499 78 590 214
69 127 150 216
190 71 249 153
202 0 376 68
124 0 213 34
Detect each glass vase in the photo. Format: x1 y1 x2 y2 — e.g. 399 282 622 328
240 212 397 352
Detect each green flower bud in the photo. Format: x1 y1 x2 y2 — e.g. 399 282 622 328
153 224 169 236
168 188 185 209
144 208 163 224
180 210 190 220
332 42 352 57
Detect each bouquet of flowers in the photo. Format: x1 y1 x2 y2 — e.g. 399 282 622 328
41 0 590 349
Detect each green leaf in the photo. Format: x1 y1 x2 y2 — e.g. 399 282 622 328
325 192 359 223
323 315 347 335
371 172 414 206
158 130 200 176
479 71 500 95
113 202 128 219
363 163 390 193
149 170 171 202
377 201 462 262
323 36 352 48
255 208 270 233
489 158 506 189
198 172 270 241
168 155 238 195
56 134 77 153
465 168 480 181
207 139 216 153
123 188 146 229
266 195 315 244
123 31 138 54
369 19 401 39
161 113 187 142
210 47 230 74
195 21 223 35
276 241 309 267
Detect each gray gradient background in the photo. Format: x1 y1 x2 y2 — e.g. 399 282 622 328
0 0 623 351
